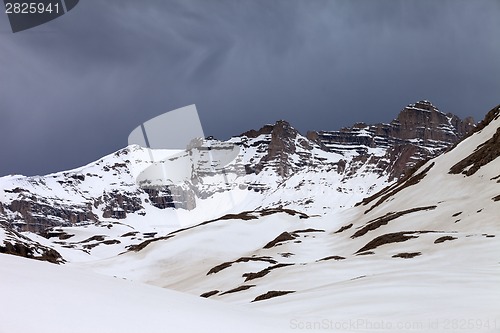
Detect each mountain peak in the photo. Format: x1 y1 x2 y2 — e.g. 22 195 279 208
306 100 476 181
239 120 295 139
391 100 474 142
240 120 304 178
404 100 439 112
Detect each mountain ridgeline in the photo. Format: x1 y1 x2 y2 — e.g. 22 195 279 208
306 100 474 180
0 100 475 237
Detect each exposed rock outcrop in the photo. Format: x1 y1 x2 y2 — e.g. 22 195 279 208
101 190 144 219
308 101 474 180
449 105 500 176
0 222 64 264
253 120 301 177
8 198 98 233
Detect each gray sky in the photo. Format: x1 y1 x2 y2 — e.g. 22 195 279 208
1 0 499 177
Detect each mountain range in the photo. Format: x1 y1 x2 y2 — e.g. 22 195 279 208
1 100 498 333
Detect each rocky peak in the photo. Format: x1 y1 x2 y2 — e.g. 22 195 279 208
267 120 299 160
242 120 313 178
240 125 274 139
308 101 476 181
318 100 475 147
391 100 475 142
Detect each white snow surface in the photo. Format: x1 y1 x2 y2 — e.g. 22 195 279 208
83 110 500 331
1 108 499 332
0 253 292 333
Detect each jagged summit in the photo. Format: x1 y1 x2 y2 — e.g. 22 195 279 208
237 101 474 181
240 120 294 137
407 99 437 110
306 100 475 180
312 100 474 147
240 120 307 177
394 100 474 142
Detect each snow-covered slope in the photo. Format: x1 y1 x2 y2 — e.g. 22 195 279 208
0 101 494 333
0 253 292 333
80 105 499 330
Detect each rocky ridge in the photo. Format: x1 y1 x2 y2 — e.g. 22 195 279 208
0 101 474 239
307 100 474 180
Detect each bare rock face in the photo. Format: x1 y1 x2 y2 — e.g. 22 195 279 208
100 190 144 220
7 197 98 233
240 124 274 139
143 188 175 209
449 105 500 176
309 101 475 180
242 120 332 178
0 222 64 264
255 120 300 177
235 101 475 185
389 100 474 142
316 101 473 149
267 121 298 160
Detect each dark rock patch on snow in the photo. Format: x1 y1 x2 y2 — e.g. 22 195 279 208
243 263 294 282
356 232 420 253
317 255 345 262
83 239 121 250
334 223 353 233
207 256 278 275
292 228 325 234
434 236 457 244
356 251 375 256
220 285 256 296
200 290 219 298
392 252 421 259
252 290 295 302
449 127 500 176
352 206 437 238
126 235 175 252
263 232 297 249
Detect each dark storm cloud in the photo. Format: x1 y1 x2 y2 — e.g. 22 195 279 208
0 0 499 176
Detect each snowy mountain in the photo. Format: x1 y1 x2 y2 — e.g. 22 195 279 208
0 101 472 234
1 101 498 333
82 103 499 330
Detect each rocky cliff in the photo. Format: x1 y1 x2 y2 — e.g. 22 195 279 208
307 100 474 180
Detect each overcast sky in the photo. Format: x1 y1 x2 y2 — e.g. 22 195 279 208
1 0 499 177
